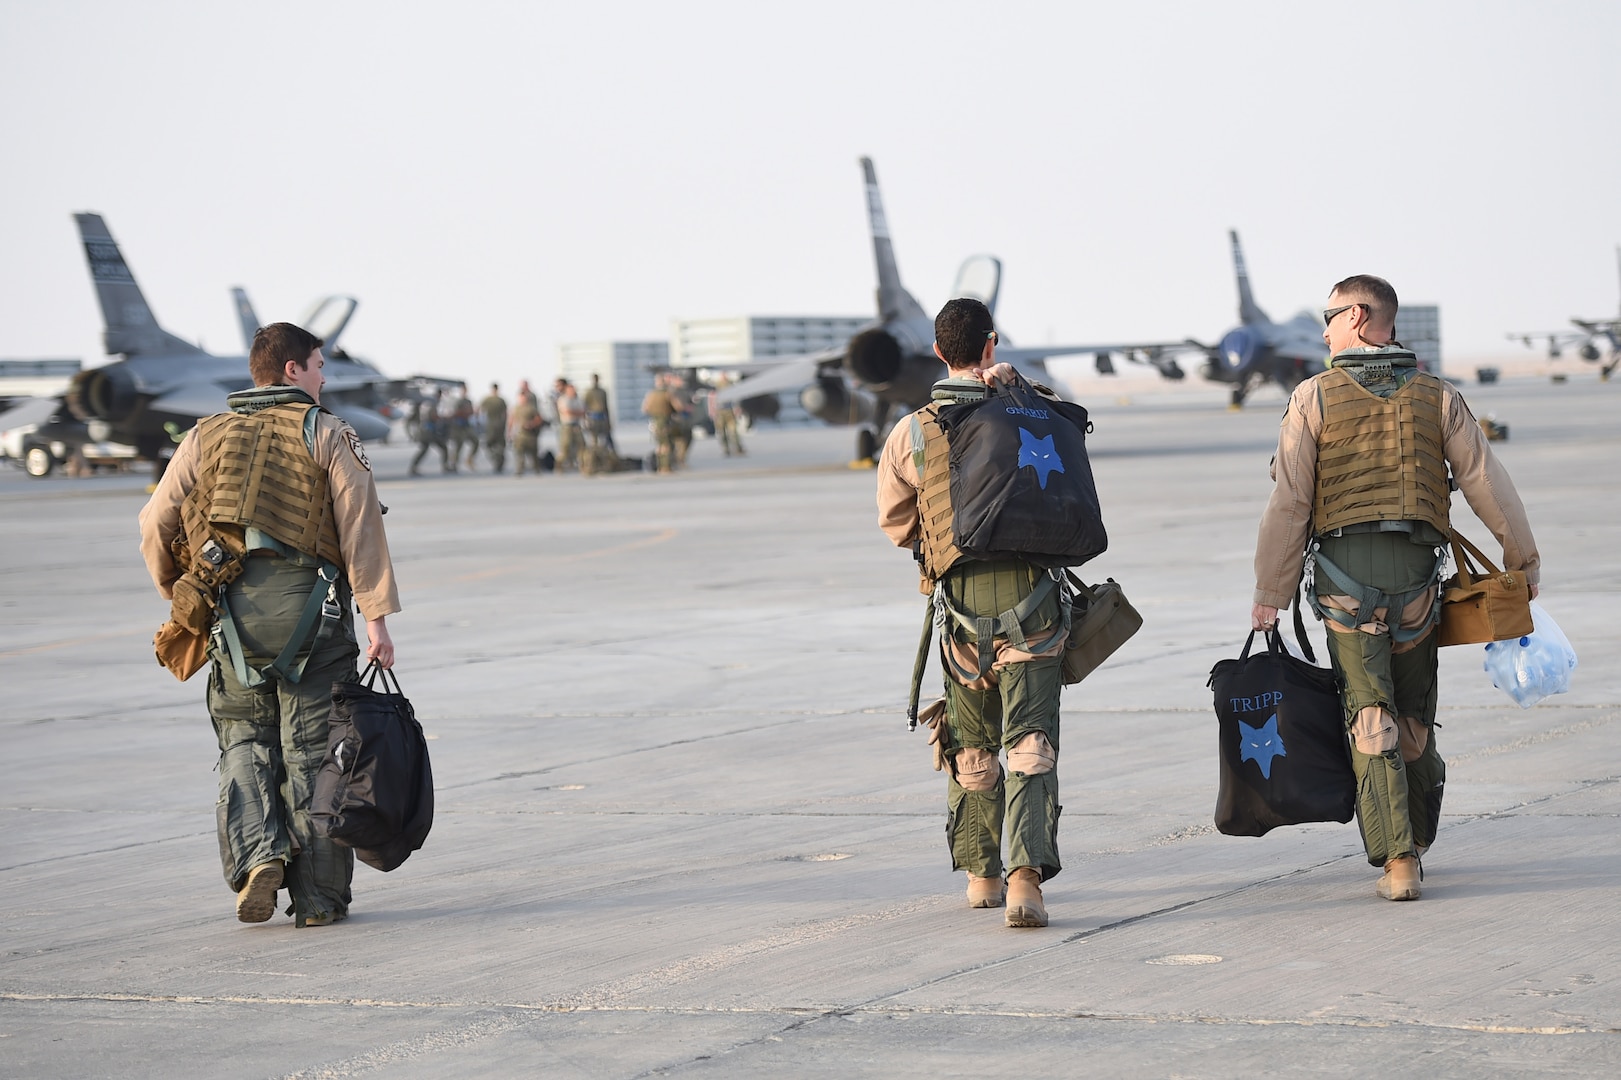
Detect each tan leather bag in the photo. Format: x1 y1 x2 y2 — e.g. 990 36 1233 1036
1438 530 1533 647
1061 575 1143 684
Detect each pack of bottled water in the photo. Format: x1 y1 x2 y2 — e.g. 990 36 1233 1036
1482 601 1578 708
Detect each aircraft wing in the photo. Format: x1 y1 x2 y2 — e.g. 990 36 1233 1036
997 341 1195 365
709 345 849 406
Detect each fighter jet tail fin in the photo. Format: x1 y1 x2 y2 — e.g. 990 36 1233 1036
74 213 205 358
232 287 261 352
1230 229 1269 326
860 158 927 323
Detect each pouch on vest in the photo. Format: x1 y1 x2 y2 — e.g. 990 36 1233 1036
169 573 217 635
934 372 1107 568
153 619 209 682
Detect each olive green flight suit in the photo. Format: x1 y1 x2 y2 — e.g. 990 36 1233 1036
209 554 359 923
939 560 1066 883
1316 529 1447 865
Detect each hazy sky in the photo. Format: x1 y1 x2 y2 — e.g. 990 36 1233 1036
2 0 1617 394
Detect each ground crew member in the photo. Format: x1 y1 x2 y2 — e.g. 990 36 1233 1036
711 375 745 457
641 379 676 474
1252 275 1541 902
555 380 585 472
479 382 508 473
667 374 695 468
583 373 615 455
877 298 1068 929
510 386 544 475
408 389 453 476
137 322 400 928
448 382 477 471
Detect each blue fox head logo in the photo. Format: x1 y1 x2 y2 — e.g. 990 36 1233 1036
1017 428 1064 489
1239 714 1286 779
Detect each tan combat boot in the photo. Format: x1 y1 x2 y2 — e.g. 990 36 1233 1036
1005 867 1048 927
966 874 1006 909
235 859 284 923
1376 855 1422 901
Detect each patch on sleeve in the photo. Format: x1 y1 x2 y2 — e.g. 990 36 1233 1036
345 430 371 471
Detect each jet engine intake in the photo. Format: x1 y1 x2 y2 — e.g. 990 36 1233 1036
846 328 903 387
66 366 138 423
1208 326 1261 379
1580 341 1601 362
800 376 876 426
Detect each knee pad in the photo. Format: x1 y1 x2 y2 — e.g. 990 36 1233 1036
1351 706 1399 756
953 747 1002 792
1007 731 1056 776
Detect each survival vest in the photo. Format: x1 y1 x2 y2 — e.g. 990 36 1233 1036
1312 364 1450 536
182 402 342 567
918 373 1107 574
163 395 348 687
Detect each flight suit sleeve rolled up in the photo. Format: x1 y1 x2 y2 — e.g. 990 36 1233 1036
313 413 401 619
876 416 921 549
1441 385 1541 586
1253 381 1321 608
137 431 201 598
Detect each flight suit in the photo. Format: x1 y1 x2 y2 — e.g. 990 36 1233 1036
878 381 1068 885
1255 346 1540 871
139 384 400 925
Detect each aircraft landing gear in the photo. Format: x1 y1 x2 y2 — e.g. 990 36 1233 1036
23 443 55 478
855 427 878 466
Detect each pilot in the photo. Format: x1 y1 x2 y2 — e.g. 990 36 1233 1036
876 298 1068 928
138 322 399 928
1251 275 1541 901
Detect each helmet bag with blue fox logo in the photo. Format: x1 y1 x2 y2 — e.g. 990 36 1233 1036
1208 626 1354 837
933 371 1107 568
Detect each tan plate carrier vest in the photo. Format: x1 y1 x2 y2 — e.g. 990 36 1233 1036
1312 367 1450 536
181 403 342 568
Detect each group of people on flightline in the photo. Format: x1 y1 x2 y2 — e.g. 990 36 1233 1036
140 272 1539 933
405 371 745 478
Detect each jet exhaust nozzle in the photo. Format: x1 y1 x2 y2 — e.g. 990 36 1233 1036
66 366 139 423
800 376 876 426
846 328 903 387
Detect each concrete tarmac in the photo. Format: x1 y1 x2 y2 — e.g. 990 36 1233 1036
2 375 1618 1078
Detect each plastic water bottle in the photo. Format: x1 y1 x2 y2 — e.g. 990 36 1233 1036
1482 602 1577 708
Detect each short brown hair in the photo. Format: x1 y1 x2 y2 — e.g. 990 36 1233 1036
249 322 323 386
1331 275 1399 328
934 298 996 369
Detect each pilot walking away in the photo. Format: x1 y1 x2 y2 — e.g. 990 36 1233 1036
139 322 401 928
877 299 1072 928
1251 275 1541 902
